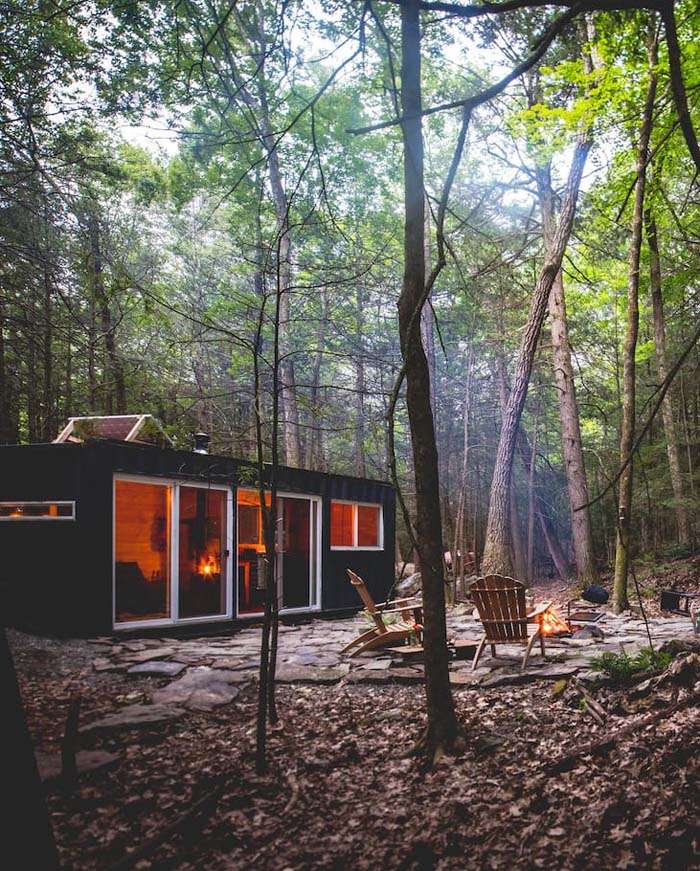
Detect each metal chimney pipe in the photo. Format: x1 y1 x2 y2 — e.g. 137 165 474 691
193 432 210 454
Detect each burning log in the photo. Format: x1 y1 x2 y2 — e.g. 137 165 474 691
539 606 570 637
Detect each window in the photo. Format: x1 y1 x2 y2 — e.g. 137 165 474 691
0 501 75 520
330 501 382 549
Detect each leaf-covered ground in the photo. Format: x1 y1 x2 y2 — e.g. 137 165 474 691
13 631 699 870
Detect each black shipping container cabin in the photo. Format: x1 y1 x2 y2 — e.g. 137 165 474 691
0 433 395 636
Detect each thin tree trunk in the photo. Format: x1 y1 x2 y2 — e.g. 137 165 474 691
42 262 53 440
398 0 460 757
89 213 126 415
537 165 598 587
494 354 529 581
481 137 590 576
527 402 539 584
613 32 657 613
453 347 473 594
645 207 689 546
0 296 11 443
354 284 367 477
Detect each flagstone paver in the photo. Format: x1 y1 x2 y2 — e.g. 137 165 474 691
87 607 695 732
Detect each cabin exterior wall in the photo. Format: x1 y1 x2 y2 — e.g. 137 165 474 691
0 441 395 635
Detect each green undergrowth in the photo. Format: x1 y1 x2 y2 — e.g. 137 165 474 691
590 647 673 683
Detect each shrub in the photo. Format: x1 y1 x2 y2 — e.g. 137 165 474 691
590 647 673 682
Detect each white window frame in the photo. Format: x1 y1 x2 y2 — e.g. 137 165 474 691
329 499 384 551
0 501 76 521
235 488 322 619
112 474 234 631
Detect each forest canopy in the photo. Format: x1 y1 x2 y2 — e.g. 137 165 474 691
2 0 699 596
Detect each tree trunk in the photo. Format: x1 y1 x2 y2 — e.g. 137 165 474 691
613 33 657 613
0 296 11 443
481 138 590 576
398 0 460 757
89 213 126 415
537 165 599 587
42 263 53 441
645 208 690 546
354 283 367 477
259 107 302 468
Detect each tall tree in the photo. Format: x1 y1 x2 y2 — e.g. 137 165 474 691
613 28 658 612
397 0 461 758
481 136 591 575
645 205 690 546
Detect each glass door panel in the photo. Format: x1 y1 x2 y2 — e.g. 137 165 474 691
236 489 269 615
115 480 171 623
279 497 311 609
178 486 227 619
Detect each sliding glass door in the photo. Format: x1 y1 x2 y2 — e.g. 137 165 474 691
114 477 231 628
178 486 227 619
236 490 320 616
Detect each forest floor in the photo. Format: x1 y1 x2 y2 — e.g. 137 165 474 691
10 559 700 871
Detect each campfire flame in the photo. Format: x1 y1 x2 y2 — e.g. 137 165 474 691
198 555 219 578
539 606 569 636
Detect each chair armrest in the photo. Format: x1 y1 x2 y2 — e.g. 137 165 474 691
377 606 423 619
377 596 422 611
527 601 553 620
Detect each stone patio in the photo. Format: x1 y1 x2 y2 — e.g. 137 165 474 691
84 606 697 726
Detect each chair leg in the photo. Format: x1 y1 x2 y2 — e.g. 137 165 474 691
490 644 497 658
539 628 546 659
472 635 487 672
522 630 540 673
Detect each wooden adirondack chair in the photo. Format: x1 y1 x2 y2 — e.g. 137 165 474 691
341 569 423 657
469 575 552 673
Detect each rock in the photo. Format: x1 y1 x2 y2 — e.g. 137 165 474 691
274 666 345 685
81 704 186 734
357 659 392 671
127 661 187 677
395 571 421 596
389 667 424 684
92 658 124 673
35 749 121 786
449 672 480 687
151 667 241 711
119 647 176 664
345 670 391 685
480 664 578 688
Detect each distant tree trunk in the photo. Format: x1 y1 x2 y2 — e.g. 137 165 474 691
0 297 11 443
259 106 302 468
494 354 528 581
645 207 690 546
537 165 599 587
453 348 473 593
526 402 539 584
42 263 53 440
354 284 367 477
88 213 126 415
613 33 657 613
481 138 590 576
26 323 39 442
306 288 328 470
398 0 460 757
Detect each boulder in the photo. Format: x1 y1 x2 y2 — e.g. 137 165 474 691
395 572 421 596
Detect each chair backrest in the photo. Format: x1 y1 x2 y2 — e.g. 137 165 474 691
469 575 528 641
346 569 386 629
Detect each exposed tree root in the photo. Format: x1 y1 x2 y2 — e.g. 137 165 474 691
409 724 468 765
